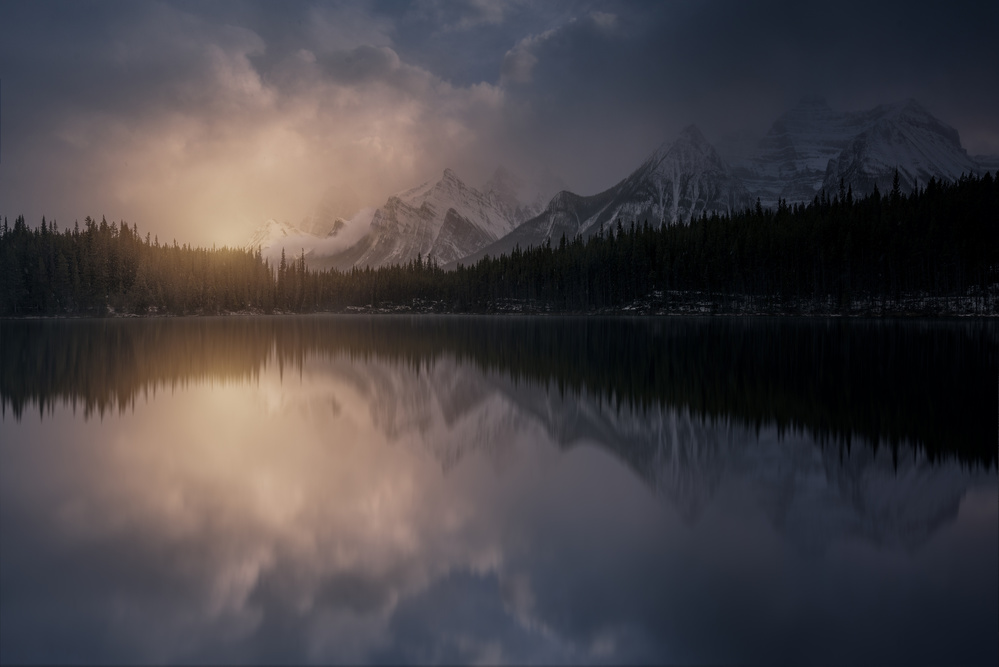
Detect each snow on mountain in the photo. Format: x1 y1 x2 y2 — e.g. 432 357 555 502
455 189 615 267
821 99 979 196
735 97 979 206
596 124 751 229
244 218 313 265
315 168 533 270
456 125 750 267
246 98 985 270
245 208 376 269
303 352 987 552
733 96 862 207
246 218 298 251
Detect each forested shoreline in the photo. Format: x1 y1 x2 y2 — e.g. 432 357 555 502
2 172 997 317
3 316 995 465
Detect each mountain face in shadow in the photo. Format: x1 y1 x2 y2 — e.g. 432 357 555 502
244 98 991 272
457 126 751 267
819 99 979 197
733 97 980 208
291 168 554 271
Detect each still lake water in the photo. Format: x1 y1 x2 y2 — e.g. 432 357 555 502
1 316 996 665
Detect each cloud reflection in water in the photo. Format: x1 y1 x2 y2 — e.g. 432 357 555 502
1 316 995 665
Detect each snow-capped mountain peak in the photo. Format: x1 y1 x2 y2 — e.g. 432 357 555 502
245 97 984 271
821 99 977 196
245 218 305 252
675 123 710 147
735 97 978 206
601 123 748 230
311 168 532 269
454 126 750 266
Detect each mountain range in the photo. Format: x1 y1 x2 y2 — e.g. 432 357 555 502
315 352 987 554
247 98 996 271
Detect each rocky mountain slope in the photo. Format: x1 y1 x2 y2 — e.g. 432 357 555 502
287 168 560 271
734 97 980 207
820 99 979 196
316 352 986 553
455 125 750 267
246 98 991 270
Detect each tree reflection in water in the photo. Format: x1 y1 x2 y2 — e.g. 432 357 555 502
1 316 996 665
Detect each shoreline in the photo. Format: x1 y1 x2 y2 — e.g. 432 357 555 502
4 305 996 319
4 289 997 319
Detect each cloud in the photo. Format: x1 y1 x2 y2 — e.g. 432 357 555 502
3 337 996 664
0 2 511 247
318 45 403 83
306 3 395 51
0 1 995 249
500 13 618 85
500 32 546 84
414 0 517 32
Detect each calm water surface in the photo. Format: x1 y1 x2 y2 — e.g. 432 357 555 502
1 316 996 665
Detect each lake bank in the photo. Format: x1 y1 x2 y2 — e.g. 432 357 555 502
3 289 997 318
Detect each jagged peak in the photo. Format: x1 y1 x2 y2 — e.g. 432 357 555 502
546 189 584 211
673 123 709 146
442 167 459 182
894 98 934 121
868 98 932 123
244 218 306 250
326 218 347 238
863 98 963 147
650 124 709 157
677 124 708 145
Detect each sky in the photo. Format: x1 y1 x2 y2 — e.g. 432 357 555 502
1 0 997 246
3 319 997 664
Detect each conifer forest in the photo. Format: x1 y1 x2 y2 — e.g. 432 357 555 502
2 172 996 316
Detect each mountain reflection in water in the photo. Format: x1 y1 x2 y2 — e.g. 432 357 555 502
0 316 996 665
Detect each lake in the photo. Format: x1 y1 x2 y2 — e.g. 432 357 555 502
1 316 996 665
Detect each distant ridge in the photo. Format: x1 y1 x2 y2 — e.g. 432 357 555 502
453 125 750 267
246 97 989 270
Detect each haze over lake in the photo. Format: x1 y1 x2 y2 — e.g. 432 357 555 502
0 316 995 665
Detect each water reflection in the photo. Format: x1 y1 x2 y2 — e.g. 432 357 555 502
0 316 996 665
2 316 995 462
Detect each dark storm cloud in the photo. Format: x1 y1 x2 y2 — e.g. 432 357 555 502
0 0 995 244
489 1 999 190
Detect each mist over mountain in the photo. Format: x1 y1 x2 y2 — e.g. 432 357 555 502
247 97 994 271
248 166 562 271
725 97 982 209
818 99 980 198
481 166 566 228
458 124 751 267
312 168 524 270
298 185 364 237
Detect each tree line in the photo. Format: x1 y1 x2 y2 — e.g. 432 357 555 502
3 316 995 465
2 171 996 316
